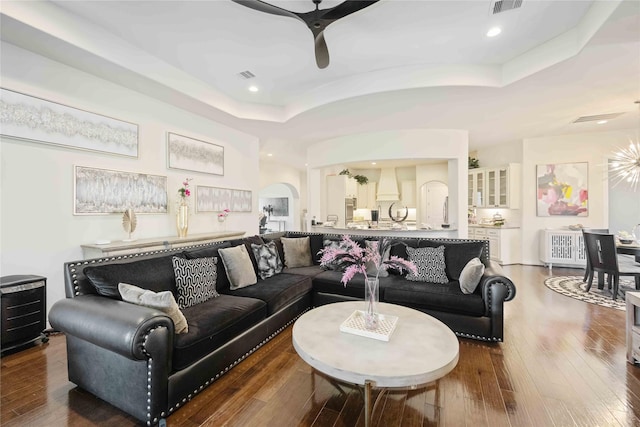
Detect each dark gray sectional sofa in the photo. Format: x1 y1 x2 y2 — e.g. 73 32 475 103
49 231 516 426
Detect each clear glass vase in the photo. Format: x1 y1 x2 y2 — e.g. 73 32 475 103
364 277 379 330
176 200 189 237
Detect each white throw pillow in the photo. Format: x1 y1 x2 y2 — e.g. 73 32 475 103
218 245 258 290
118 282 188 334
459 257 485 294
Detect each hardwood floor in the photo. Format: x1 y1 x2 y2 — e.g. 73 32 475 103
3 265 640 426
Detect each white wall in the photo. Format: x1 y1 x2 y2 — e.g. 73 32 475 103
0 42 259 317
416 162 449 226
520 130 637 265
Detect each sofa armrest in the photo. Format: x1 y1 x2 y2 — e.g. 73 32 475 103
49 294 174 360
477 260 517 303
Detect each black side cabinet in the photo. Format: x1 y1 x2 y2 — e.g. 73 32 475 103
1 275 48 355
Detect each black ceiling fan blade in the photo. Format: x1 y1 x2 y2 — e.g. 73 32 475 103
231 0 303 22
320 0 380 21
314 31 330 69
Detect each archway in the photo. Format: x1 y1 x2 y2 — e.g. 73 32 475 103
259 182 301 233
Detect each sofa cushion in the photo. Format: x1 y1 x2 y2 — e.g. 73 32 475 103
282 237 314 268
283 265 325 277
251 241 283 280
172 256 220 309
220 273 312 315
423 240 485 281
218 245 258 290
459 257 485 294
406 246 449 284
118 283 188 334
84 254 179 299
312 270 405 300
384 281 486 316
173 294 267 371
183 243 232 292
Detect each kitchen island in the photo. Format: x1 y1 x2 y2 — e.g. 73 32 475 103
311 225 458 239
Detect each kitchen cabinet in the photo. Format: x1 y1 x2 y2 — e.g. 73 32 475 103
485 164 521 208
400 181 416 207
468 163 521 209
357 182 377 209
468 169 486 207
469 226 521 265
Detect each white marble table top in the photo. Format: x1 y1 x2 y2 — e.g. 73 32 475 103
292 302 459 388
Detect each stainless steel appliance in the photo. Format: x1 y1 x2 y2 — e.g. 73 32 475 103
345 198 356 223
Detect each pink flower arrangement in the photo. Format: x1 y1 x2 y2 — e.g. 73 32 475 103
218 208 230 219
178 179 192 199
319 235 417 286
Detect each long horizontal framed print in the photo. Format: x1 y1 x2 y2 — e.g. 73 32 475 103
0 88 138 157
167 132 224 175
196 186 252 213
536 162 588 217
74 166 168 215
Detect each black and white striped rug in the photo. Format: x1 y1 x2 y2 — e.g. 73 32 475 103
543 275 637 311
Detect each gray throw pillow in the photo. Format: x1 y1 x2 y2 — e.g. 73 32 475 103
251 241 283 280
172 256 220 309
281 237 313 268
406 246 449 284
459 257 485 294
218 245 258 290
118 282 188 334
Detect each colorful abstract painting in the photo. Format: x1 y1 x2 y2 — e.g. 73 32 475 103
537 162 588 217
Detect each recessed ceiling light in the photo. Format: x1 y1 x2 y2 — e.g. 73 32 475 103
267 153 273 157
597 120 608 125
371 162 377 165
486 27 501 37
304 163 308 167
248 85 259 92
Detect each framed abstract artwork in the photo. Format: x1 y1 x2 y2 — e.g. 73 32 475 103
74 166 168 215
536 162 588 217
196 186 252 213
0 88 138 157
167 132 224 175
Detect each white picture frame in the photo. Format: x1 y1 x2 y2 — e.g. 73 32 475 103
167 132 224 175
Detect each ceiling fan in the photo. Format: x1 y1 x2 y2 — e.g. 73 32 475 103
232 0 380 69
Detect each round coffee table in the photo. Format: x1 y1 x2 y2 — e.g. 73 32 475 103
292 301 459 426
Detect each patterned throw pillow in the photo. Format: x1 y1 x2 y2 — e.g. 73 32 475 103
251 241 283 280
172 256 219 309
406 246 449 284
118 282 188 334
321 239 344 271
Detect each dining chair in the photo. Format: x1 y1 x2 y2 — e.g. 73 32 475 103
581 228 609 284
583 232 640 300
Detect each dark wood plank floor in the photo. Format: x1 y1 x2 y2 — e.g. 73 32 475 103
3 265 640 426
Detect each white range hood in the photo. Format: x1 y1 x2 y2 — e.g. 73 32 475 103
376 167 400 201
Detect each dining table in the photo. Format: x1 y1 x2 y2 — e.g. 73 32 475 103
617 242 640 263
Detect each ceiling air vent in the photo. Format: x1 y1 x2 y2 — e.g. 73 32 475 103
573 112 625 123
237 70 256 80
491 0 523 14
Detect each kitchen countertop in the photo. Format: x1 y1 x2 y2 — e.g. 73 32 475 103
469 224 521 229
311 226 458 238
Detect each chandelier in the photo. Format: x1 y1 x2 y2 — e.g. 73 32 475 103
609 100 640 191
609 138 640 191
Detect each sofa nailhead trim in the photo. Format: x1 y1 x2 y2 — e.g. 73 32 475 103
165 307 310 417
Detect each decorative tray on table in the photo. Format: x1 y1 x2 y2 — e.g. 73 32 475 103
339 310 399 342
